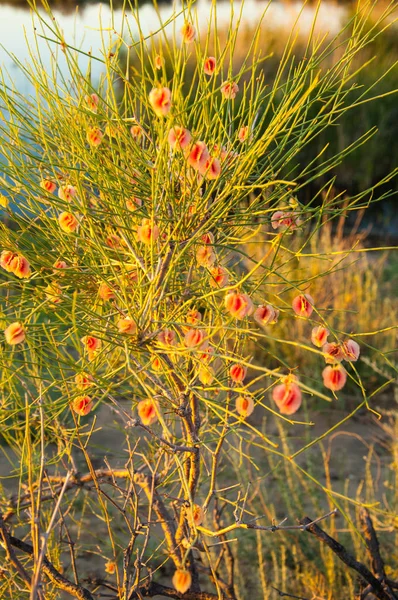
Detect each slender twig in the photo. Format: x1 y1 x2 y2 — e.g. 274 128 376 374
203 391 232 512
0 514 31 589
30 471 72 598
299 516 397 600
8 534 94 600
270 586 310 600
133 471 183 567
360 509 387 582
129 419 198 454
197 509 338 538
359 509 397 600
212 498 236 599
128 579 221 599
30 390 46 600
3 468 141 523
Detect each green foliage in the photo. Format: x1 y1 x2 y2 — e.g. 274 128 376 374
0 1 397 598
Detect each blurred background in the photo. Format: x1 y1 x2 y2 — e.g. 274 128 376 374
0 0 397 240
0 5 397 596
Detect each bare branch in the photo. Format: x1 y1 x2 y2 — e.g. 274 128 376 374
270 586 310 600
197 509 338 538
8 534 94 600
360 509 387 582
31 471 73 598
128 579 223 599
3 467 149 523
299 516 397 600
0 514 31 589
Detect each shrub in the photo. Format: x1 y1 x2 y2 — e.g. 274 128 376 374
0 1 397 598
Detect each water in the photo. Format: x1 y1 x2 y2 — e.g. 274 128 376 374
0 1 346 94
0 1 396 237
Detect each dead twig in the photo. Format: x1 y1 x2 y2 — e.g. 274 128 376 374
270 586 310 600
3 467 143 523
30 471 73 599
0 514 31 589
128 579 223 599
360 509 387 582
359 509 398 600
8 534 94 600
299 516 397 600
197 509 338 538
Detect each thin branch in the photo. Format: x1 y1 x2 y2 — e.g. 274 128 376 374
30 390 46 600
8 534 94 600
270 586 310 600
128 579 222 599
3 468 139 522
359 509 397 600
129 419 198 454
0 514 31 589
31 471 72 598
197 509 338 538
133 472 183 567
299 516 397 600
359 509 387 582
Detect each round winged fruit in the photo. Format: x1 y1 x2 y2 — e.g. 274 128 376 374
272 376 302 415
